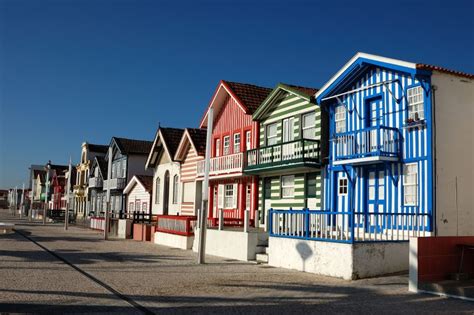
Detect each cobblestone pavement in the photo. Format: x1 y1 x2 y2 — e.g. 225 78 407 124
0 209 473 314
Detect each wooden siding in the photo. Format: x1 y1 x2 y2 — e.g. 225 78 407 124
180 144 203 215
126 182 151 214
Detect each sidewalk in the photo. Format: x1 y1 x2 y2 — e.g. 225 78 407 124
1 209 473 314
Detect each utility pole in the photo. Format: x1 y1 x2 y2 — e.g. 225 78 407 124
30 177 35 221
65 158 72 230
105 146 112 240
197 107 213 264
20 183 25 219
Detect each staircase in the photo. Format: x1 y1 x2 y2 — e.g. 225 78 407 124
255 232 269 263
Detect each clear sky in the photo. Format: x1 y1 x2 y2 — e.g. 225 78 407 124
1 0 473 188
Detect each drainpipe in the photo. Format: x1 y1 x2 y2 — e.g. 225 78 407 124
431 85 437 236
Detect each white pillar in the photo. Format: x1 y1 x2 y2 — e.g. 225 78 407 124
244 209 250 233
218 208 223 230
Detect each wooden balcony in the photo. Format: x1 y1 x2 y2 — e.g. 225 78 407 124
333 126 401 165
196 152 244 177
244 139 321 175
103 177 126 190
88 177 103 188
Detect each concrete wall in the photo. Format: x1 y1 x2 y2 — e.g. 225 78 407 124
432 72 474 236
154 231 194 250
268 237 409 280
193 229 262 261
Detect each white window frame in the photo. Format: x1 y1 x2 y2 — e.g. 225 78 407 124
407 86 425 120
281 175 295 198
215 139 220 157
233 133 241 153
245 130 251 151
335 105 346 133
223 136 230 155
172 175 179 204
266 123 278 146
339 178 348 195
403 163 418 206
224 184 236 209
302 112 316 139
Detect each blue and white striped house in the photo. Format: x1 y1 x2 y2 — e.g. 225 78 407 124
316 53 434 241
268 53 473 279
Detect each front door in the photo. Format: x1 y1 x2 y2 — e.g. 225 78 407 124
366 166 385 231
366 97 383 153
163 171 170 215
262 177 272 231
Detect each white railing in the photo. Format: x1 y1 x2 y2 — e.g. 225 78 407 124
334 126 400 160
270 209 431 242
196 152 243 176
246 139 320 168
89 177 103 188
103 178 126 190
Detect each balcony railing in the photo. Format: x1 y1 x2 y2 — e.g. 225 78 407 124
333 126 400 161
103 177 126 190
89 177 103 188
245 139 321 171
196 152 244 177
269 209 431 243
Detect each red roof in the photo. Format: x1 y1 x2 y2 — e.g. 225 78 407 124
416 64 474 79
222 81 273 114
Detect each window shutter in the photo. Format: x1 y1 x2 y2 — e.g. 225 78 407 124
232 183 238 209
218 184 224 209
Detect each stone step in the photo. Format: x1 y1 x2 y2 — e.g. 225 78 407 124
255 245 267 254
256 253 268 263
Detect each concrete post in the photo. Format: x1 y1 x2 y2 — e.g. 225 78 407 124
244 209 250 233
218 208 223 230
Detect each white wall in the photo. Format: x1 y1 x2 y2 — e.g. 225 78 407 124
154 232 193 249
126 182 151 214
151 153 181 215
433 72 474 236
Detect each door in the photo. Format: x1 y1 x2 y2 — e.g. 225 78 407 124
163 171 170 215
366 166 385 232
366 97 383 153
306 173 318 210
262 178 272 231
282 117 295 160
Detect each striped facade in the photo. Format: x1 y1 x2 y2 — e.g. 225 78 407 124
180 144 203 215
251 85 325 227
317 57 434 231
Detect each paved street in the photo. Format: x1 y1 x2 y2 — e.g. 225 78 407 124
0 209 473 314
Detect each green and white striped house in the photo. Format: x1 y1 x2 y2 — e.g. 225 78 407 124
244 83 328 228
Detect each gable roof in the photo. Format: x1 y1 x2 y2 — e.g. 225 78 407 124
112 137 153 155
92 157 108 179
145 127 185 169
315 52 474 103
174 128 207 161
87 143 108 154
200 80 272 127
123 175 153 194
253 83 319 120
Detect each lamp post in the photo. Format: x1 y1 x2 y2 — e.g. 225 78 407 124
20 183 25 219
44 161 51 225
65 158 72 230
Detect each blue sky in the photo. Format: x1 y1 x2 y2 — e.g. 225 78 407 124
1 0 473 188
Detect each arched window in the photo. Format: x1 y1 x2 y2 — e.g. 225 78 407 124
172 175 179 204
155 177 160 204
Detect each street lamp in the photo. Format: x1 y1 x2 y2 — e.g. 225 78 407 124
43 161 51 225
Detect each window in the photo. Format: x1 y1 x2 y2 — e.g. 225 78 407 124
182 182 195 203
135 200 141 212
155 177 160 204
224 184 235 208
215 139 220 157
233 133 241 153
223 136 230 155
172 175 179 204
245 131 251 151
281 175 295 198
403 163 418 206
266 123 278 145
335 105 346 133
339 178 348 195
129 202 134 212
407 86 424 120
302 112 316 139
142 202 148 212
283 118 294 142
307 173 318 197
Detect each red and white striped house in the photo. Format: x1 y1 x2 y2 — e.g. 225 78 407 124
198 80 272 226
